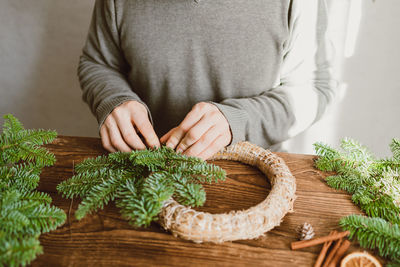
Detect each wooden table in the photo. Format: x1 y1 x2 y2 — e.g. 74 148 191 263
32 136 364 267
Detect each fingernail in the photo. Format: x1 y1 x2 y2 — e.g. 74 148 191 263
176 148 183 153
166 142 174 148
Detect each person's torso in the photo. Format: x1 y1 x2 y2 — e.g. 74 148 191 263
116 0 290 136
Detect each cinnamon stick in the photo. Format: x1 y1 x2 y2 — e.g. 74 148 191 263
327 240 351 267
314 231 336 267
291 231 350 250
322 238 343 267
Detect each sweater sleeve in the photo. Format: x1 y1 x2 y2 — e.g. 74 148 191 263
78 0 152 129
210 0 337 148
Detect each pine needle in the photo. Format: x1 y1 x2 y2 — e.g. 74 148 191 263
0 114 66 266
314 137 400 263
58 144 226 228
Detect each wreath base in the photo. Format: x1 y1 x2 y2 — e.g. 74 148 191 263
159 141 297 243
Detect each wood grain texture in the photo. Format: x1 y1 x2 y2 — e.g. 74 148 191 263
31 136 365 267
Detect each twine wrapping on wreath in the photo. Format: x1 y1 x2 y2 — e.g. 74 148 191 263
159 141 297 243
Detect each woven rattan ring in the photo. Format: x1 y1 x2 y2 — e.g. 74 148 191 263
159 141 297 243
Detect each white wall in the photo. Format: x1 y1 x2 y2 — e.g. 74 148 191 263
0 1 98 137
287 0 400 157
1 0 399 156
340 0 400 157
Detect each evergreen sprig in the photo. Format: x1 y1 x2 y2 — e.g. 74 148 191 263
340 215 400 263
0 114 66 267
0 114 57 167
57 145 226 227
314 137 400 263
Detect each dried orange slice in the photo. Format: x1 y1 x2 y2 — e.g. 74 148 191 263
340 251 382 267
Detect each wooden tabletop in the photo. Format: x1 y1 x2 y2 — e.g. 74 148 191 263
32 136 364 267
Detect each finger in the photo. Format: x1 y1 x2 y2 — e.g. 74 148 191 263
179 104 207 131
106 118 133 152
160 128 175 144
177 114 216 154
165 127 185 150
166 106 206 150
115 115 146 150
183 125 220 157
133 115 160 149
100 125 116 153
197 135 228 160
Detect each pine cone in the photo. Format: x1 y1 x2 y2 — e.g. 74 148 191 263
297 222 315 241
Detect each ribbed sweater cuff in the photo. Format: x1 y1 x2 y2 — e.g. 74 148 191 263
209 102 248 146
96 96 153 131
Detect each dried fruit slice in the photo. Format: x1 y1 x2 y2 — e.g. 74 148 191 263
340 251 382 267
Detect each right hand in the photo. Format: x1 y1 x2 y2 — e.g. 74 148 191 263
100 100 160 152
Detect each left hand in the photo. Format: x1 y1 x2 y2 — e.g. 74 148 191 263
160 102 232 160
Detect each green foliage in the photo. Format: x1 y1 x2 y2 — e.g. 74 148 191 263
391 139 400 161
314 138 400 222
0 114 66 267
314 137 400 263
340 215 400 263
325 174 363 194
0 235 42 267
0 163 41 192
58 145 226 227
0 114 57 167
74 174 125 220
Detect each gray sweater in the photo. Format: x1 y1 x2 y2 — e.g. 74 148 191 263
78 0 336 149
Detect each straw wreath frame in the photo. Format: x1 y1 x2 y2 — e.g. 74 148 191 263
159 141 297 243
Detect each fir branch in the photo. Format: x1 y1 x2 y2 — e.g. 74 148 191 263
314 138 400 208
170 161 226 184
360 199 400 225
74 173 127 220
0 235 43 267
58 145 226 228
315 137 400 263
108 151 132 164
56 172 105 199
314 139 375 177
24 205 66 235
2 114 24 135
20 191 52 205
391 138 400 161
118 195 162 227
130 148 169 171
0 190 66 236
314 142 340 160
0 113 65 266
0 163 41 192
115 179 141 225
74 155 115 174
0 115 56 166
325 174 363 194
170 173 206 207
6 129 57 148
372 158 400 173
57 168 130 199
116 179 163 227
17 144 56 167
141 172 174 203
380 168 400 206
1 144 56 167
340 137 374 162
340 215 400 262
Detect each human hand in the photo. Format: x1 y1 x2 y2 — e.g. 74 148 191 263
160 102 232 160
100 100 160 152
